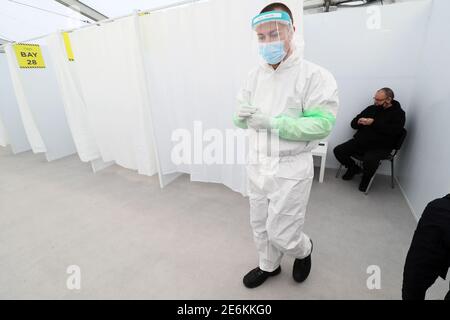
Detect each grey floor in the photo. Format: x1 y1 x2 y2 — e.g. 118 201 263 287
0 146 448 300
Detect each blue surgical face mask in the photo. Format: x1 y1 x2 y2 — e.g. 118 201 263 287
259 41 287 65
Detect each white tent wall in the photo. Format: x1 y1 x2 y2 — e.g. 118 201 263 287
4 45 47 154
302 0 432 175
68 15 158 177
0 112 8 147
139 0 304 194
396 0 450 220
0 53 31 153
45 33 101 163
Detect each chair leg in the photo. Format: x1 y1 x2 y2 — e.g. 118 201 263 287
336 164 343 178
364 162 381 195
391 159 395 189
364 174 376 195
445 286 450 301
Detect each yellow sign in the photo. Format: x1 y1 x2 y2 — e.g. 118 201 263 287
62 32 75 62
13 43 46 68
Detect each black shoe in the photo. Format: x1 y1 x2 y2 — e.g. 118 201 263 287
293 240 313 283
342 166 361 180
359 176 371 192
243 266 281 289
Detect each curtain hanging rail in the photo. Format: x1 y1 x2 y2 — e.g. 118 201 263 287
0 0 203 50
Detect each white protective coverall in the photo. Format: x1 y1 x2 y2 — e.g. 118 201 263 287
234 12 339 272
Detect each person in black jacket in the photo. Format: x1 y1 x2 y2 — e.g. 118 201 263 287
402 194 450 300
333 88 405 192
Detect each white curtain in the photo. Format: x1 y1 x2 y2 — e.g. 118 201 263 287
46 33 101 162
5 41 77 161
69 16 158 176
139 0 303 194
0 114 8 147
4 44 46 154
0 53 31 153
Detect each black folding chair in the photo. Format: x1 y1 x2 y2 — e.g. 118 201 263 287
336 128 407 194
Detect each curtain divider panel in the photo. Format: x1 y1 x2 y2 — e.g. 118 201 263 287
69 16 158 176
5 42 77 161
5 44 46 154
0 53 31 153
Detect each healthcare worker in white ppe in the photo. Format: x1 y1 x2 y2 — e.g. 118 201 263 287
233 3 339 289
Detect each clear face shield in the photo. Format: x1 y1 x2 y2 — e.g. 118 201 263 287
252 11 294 65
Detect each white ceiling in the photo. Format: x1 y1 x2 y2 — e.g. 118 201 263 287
0 0 94 42
81 0 184 18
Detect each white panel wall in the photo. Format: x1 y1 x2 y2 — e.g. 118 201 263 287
0 53 31 153
396 0 450 219
0 111 8 147
303 0 432 174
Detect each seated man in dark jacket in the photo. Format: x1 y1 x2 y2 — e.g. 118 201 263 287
333 88 405 192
